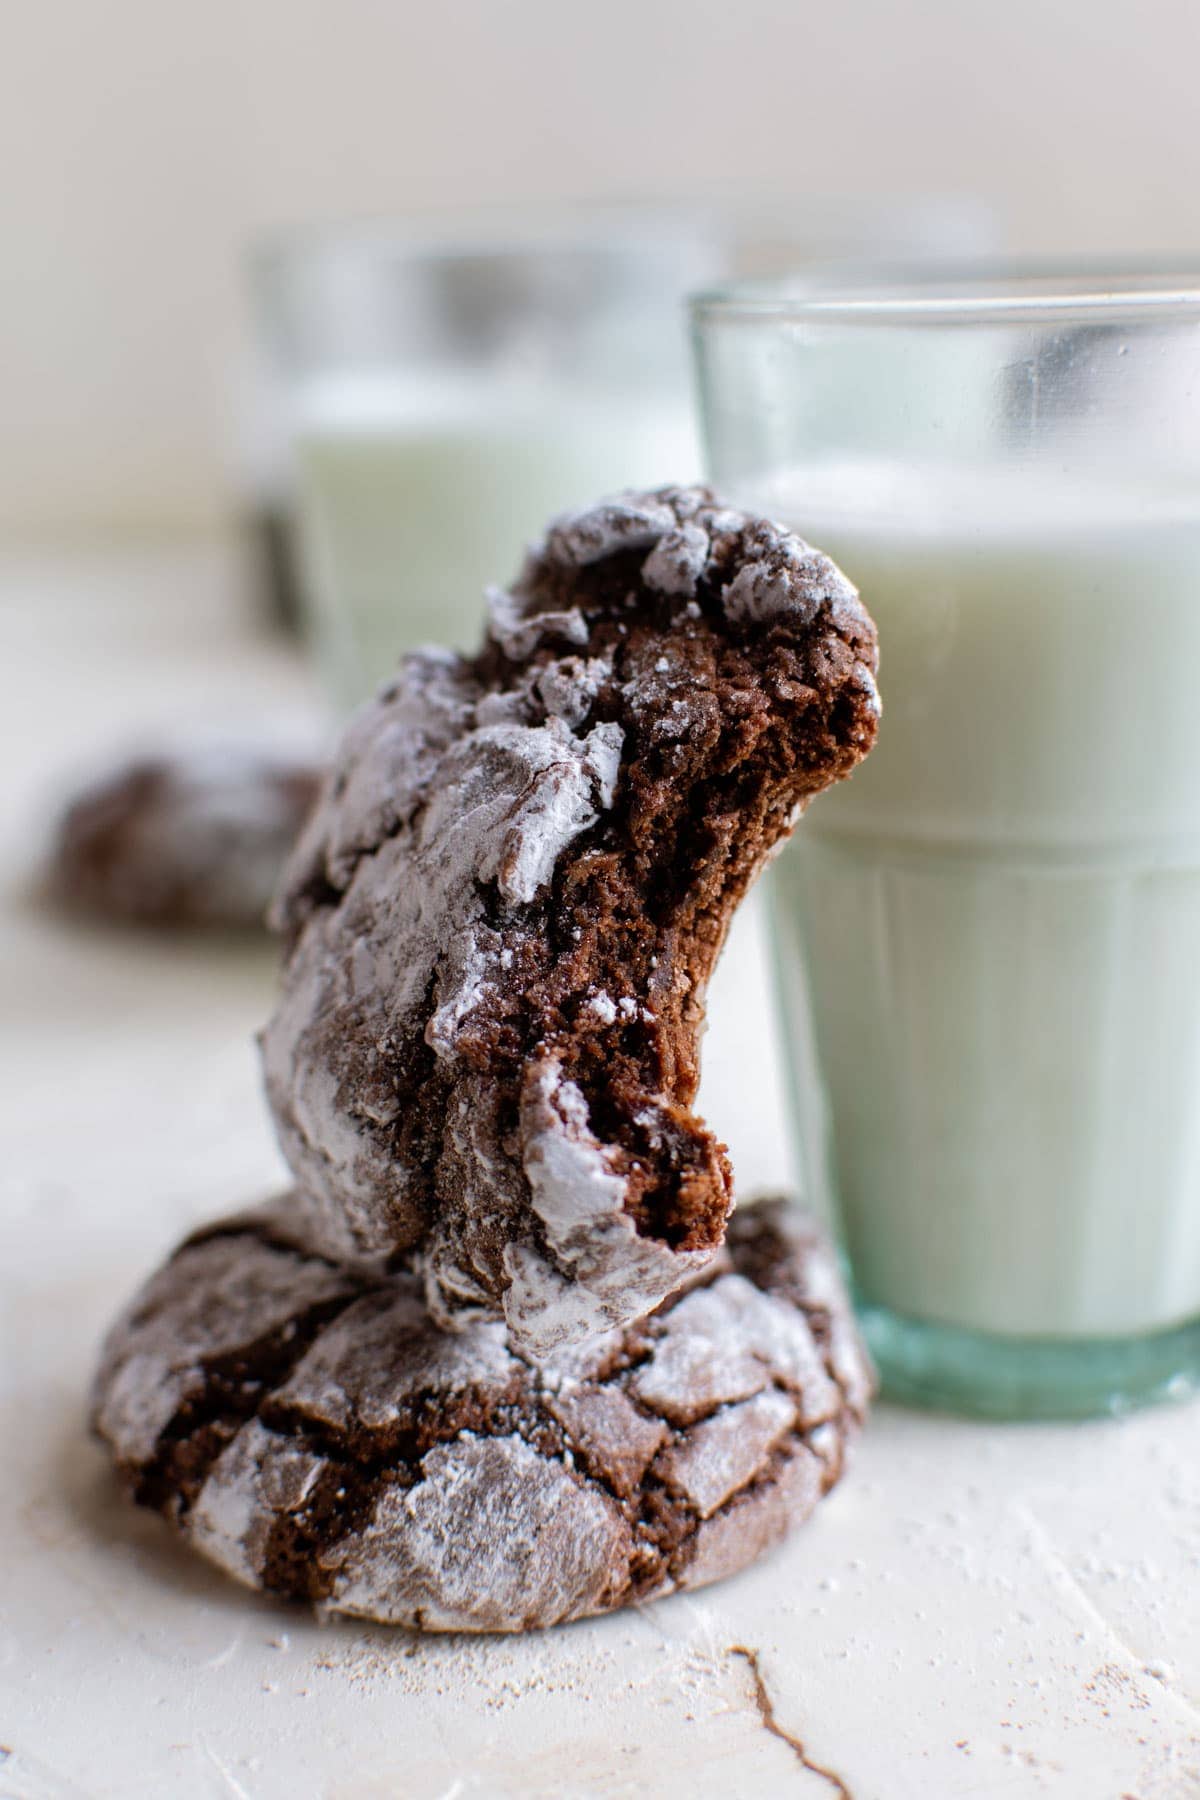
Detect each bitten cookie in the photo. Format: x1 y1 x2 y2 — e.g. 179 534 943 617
50 745 322 930
91 1197 871 1633
263 487 880 1355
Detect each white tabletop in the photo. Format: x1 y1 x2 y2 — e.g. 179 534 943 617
2 541 1198 1800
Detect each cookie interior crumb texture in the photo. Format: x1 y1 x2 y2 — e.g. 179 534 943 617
262 487 880 1355
91 1198 872 1633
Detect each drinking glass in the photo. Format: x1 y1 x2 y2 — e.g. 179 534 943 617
253 209 712 712
692 266 1200 1417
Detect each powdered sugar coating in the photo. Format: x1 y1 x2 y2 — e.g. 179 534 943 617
91 1198 872 1633
542 495 677 567
485 585 588 661
90 1235 356 1465
188 1420 325 1586
329 1436 631 1631
488 1057 712 1358
262 696 625 1266
628 1272 840 1427
720 518 861 632
642 522 711 598
272 1287 519 1432
654 1387 798 1518
682 1445 824 1593
262 485 880 1352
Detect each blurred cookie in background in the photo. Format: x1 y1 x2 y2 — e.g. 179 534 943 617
48 742 323 931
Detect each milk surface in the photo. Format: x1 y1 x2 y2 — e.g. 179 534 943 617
295 374 699 708
759 462 1200 1337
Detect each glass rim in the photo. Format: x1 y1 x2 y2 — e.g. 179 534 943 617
689 258 1200 326
251 200 717 282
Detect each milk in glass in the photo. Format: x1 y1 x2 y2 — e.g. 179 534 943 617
294 373 699 710
761 461 1200 1338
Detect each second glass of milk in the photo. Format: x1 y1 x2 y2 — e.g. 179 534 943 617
254 213 713 713
693 268 1200 1417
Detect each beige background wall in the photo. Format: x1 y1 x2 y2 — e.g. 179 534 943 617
2 0 1196 533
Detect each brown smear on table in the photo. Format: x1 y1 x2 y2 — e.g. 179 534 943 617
730 1645 855 1799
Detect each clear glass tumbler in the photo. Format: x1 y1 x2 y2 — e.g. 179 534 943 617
692 267 1200 1418
253 209 713 712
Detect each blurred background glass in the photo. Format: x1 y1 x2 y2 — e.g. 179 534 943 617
252 210 710 709
250 197 993 713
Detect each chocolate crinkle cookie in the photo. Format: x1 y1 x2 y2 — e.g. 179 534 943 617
263 487 880 1356
91 1197 871 1633
50 745 323 930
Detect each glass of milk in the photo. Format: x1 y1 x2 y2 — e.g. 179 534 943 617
253 210 714 713
692 267 1200 1417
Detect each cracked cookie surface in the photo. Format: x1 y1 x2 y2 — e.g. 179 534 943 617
91 1197 871 1632
262 487 879 1357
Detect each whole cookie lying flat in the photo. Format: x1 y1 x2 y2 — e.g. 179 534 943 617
91 1198 871 1632
51 745 322 930
263 486 879 1355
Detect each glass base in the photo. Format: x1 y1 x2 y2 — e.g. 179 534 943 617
858 1297 1200 1421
